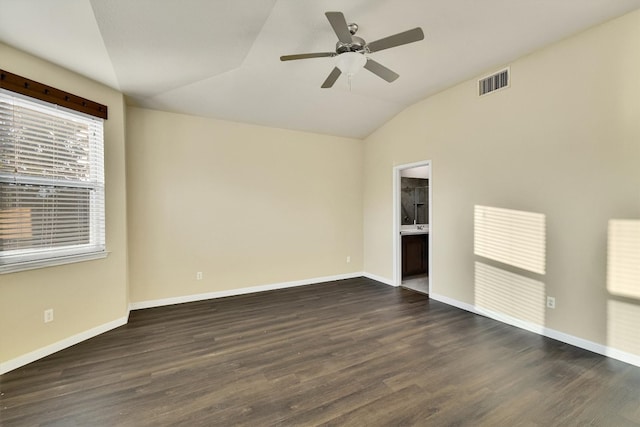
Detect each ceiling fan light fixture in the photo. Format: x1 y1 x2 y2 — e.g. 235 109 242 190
335 52 367 76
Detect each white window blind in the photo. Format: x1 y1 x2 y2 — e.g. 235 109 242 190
0 89 105 273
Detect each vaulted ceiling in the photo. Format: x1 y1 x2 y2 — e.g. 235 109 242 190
1 0 639 138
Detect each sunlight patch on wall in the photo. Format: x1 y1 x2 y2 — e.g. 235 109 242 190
607 220 640 299
607 300 640 356
474 205 546 275
475 262 546 326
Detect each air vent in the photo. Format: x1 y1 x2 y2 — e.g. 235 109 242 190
478 67 509 96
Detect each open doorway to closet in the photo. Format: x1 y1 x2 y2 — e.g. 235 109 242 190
393 161 431 295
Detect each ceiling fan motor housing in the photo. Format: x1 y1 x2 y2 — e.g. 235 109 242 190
336 36 366 54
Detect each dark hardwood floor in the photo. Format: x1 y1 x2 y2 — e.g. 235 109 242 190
2 277 640 426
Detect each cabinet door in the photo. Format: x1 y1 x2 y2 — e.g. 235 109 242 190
402 234 427 278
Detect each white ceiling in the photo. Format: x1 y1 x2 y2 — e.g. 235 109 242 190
1 0 639 139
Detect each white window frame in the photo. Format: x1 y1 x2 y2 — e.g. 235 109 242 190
0 89 107 274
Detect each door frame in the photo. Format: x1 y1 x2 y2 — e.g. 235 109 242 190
393 160 432 290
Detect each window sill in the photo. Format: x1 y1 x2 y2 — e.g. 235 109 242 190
0 251 110 275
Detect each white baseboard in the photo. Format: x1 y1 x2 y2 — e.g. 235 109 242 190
362 272 395 286
0 315 128 375
429 293 477 313
429 292 640 368
2 274 363 375
8 278 637 375
129 272 364 310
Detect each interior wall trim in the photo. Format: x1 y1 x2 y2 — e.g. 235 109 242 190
362 272 395 286
128 272 364 310
11 277 635 375
3 273 366 375
0 315 129 375
2 274 364 375
0 68 108 119
430 292 640 369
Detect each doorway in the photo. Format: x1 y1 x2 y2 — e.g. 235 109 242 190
393 161 431 294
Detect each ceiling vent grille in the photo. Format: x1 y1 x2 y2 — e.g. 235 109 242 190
479 67 509 96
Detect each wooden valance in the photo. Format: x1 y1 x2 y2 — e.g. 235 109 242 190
0 69 108 119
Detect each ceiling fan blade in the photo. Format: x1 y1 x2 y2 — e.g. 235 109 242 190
364 59 399 82
366 27 424 53
321 67 342 88
325 11 353 44
280 52 336 61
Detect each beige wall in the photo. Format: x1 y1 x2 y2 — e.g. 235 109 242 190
3 8 639 370
126 108 363 303
0 43 129 365
363 9 640 352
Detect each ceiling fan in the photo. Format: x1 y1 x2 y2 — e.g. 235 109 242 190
280 11 424 88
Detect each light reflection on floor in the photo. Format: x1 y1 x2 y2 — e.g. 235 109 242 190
402 275 429 295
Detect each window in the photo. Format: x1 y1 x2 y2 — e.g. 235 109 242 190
0 89 106 273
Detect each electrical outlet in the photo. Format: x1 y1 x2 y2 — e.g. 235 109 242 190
546 296 556 309
196 272 203 280
44 308 54 323
346 256 351 263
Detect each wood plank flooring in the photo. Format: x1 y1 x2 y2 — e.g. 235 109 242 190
2 277 640 426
